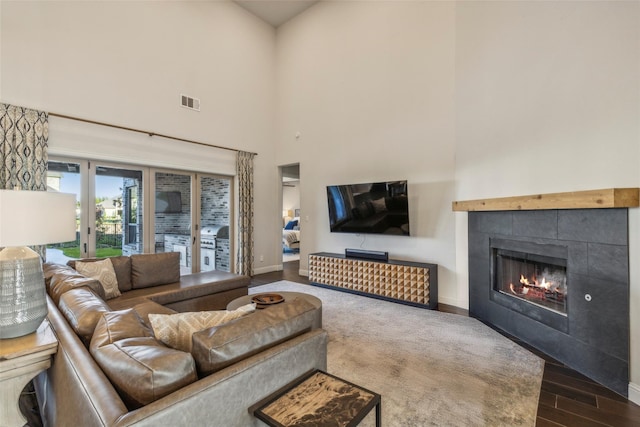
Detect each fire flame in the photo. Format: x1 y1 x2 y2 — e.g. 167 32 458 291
540 277 551 290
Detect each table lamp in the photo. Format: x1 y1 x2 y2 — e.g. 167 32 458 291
0 190 76 338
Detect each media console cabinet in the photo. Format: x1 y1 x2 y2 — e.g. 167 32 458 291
308 252 438 309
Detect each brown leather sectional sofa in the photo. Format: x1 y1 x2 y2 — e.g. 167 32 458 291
34 253 327 426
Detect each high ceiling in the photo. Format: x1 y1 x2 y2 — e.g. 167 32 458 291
234 1 319 27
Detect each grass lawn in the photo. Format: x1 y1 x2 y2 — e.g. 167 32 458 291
61 247 123 258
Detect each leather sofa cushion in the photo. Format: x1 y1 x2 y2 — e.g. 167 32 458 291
131 252 180 289
43 263 77 288
68 256 132 292
58 288 111 346
90 309 153 348
131 300 177 329
90 309 197 409
92 336 197 409
148 303 255 352
192 298 317 376
48 272 105 304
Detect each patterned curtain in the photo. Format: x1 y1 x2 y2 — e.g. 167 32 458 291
236 151 255 276
0 103 49 258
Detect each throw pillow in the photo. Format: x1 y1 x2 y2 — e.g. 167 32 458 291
75 258 121 300
284 219 298 230
149 303 256 352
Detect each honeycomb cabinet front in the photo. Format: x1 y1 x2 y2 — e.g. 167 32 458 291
308 252 438 309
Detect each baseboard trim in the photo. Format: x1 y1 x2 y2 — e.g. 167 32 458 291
629 382 640 405
299 268 309 277
438 296 459 307
253 264 282 275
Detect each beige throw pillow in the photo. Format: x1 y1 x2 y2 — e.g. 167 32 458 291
75 258 121 300
149 304 255 352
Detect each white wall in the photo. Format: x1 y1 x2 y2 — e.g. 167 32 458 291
0 0 281 272
282 182 300 215
454 0 640 397
275 1 459 303
276 0 640 399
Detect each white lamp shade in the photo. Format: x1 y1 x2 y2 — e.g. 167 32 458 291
0 190 77 247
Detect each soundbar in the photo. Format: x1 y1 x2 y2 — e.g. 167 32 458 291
345 248 389 262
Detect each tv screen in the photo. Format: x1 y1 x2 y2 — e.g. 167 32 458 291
326 180 410 236
155 191 182 213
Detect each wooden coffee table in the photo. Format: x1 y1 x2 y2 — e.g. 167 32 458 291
252 369 381 427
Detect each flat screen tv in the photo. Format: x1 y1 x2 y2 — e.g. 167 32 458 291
326 180 410 236
155 191 182 213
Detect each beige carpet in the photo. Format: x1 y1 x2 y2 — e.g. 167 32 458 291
251 281 543 427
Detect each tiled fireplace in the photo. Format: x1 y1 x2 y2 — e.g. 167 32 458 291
467 207 630 396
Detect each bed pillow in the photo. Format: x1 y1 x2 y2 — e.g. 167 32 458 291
75 258 121 300
149 303 256 352
284 219 298 230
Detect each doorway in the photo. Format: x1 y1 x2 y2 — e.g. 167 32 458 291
280 164 300 263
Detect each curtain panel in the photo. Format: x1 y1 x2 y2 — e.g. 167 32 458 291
0 103 50 258
0 103 49 191
236 151 255 276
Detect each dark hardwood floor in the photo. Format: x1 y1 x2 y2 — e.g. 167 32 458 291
256 260 640 426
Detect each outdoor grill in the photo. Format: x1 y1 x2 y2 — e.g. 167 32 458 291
200 225 228 272
200 225 229 249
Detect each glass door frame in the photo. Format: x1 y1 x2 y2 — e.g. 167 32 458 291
150 169 235 274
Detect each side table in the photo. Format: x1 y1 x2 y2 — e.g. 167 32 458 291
0 320 58 427
253 369 381 427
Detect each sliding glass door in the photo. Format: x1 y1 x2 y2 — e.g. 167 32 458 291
46 159 145 261
152 171 233 274
198 174 233 273
95 164 144 257
47 158 233 273
153 171 192 274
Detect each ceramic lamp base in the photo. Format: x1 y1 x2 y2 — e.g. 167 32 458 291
0 247 47 339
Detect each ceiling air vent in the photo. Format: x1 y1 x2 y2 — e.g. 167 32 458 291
180 94 200 111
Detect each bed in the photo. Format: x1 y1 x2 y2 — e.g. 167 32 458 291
283 217 300 252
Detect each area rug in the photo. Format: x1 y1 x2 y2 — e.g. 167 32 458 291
250 281 543 427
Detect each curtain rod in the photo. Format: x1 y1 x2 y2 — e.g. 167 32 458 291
48 112 258 156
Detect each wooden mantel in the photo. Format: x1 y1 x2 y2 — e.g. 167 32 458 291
452 188 639 212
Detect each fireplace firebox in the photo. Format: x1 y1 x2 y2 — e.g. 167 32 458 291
469 209 629 397
493 248 567 315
